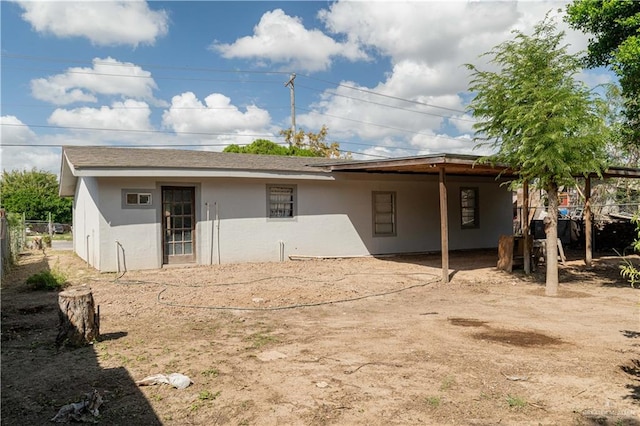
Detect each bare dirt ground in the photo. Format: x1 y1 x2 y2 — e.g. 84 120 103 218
2 248 639 425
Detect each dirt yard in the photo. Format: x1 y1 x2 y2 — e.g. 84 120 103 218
2 248 639 425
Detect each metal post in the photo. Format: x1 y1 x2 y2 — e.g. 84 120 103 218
284 73 296 147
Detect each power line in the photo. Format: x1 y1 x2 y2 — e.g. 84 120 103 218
296 83 473 122
2 65 287 85
299 74 468 114
0 122 440 153
2 53 468 116
0 122 277 138
1 53 292 76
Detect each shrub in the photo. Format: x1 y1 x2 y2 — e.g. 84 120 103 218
26 270 67 291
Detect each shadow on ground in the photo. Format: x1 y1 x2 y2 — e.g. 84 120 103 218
1 252 160 425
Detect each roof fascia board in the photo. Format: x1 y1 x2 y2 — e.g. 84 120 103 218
72 169 336 180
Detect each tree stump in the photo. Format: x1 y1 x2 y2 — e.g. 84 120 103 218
56 288 100 347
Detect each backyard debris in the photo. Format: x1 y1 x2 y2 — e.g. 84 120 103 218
316 381 329 388
136 373 192 389
51 389 103 423
501 372 529 381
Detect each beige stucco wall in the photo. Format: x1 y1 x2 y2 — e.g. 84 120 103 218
76 173 513 272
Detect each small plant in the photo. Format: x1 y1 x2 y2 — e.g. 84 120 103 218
25 270 67 291
425 396 441 407
198 390 221 401
439 376 456 391
42 234 52 247
619 215 640 288
245 331 278 349
202 368 219 378
506 394 527 408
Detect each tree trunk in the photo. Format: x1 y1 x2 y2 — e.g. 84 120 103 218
545 182 559 296
56 288 100 347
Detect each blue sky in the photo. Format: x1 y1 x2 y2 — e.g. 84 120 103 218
0 1 614 176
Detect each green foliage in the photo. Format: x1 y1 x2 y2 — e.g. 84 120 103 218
619 215 640 287
566 0 640 145
466 18 610 294
0 169 72 223
223 138 316 156
280 125 350 159
223 128 350 159
26 270 67 291
466 18 609 189
425 396 441 407
198 390 221 401
201 368 219 378
506 394 527 408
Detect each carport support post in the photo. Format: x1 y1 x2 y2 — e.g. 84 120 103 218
439 167 449 283
523 180 531 274
585 176 592 268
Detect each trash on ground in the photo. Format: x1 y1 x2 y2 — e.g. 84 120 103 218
136 373 193 389
51 389 103 423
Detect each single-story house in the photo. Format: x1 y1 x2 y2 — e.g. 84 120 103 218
59 146 519 278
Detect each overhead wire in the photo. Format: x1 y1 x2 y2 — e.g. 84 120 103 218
1 53 475 153
107 271 441 311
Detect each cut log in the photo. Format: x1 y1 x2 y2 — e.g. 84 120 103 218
56 288 100 347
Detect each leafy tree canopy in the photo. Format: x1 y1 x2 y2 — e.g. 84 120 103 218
466 18 610 295
466 18 610 188
566 0 640 144
224 126 350 159
0 169 72 223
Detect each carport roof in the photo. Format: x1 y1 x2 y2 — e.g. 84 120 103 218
320 153 518 177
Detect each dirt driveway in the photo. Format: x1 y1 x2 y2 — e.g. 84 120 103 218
2 249 639 425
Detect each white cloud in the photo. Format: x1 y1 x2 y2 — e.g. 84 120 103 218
30 57 164 106
0 116 60 174
162 92 272 135
15 0 168 47
211 9 368 72
0 115 38 145
48 100 154 131
298 1 595 155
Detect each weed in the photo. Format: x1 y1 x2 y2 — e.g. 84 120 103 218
25 270 67 291
189 402 202 412
425 396 441 407
506 394 527 408
115 354 130 365
198 390 221 401
439 376 456 391
245 331 278 349
202 368 219 378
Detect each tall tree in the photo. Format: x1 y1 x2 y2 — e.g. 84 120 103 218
224 126 350 159
565 0 640 145
466 19 609 296
280 125 347 159
0 169 72 223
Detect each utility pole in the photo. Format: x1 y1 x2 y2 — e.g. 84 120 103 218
284 73 296 147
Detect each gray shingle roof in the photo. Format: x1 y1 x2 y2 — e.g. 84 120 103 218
63 146 346 173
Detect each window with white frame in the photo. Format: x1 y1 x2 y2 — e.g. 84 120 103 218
373 191 396 236
267 185 296 218
460 187 479 229
126 192 152 206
